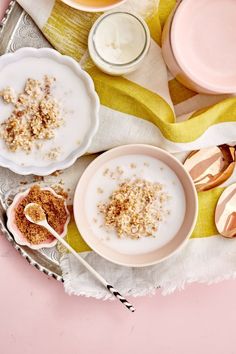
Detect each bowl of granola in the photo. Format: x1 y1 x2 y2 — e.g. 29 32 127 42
7 185 70 250
73 144 198 267
0 47 99 176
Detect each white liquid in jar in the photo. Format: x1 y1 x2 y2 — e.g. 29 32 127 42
93 12 147 65
85 154 186 255
89 12 150 75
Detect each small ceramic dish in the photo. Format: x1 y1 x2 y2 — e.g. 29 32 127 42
61 0 127 12
7 187 70 250
162 0 236 94
215 183 236 238
73 144 198 267
0 47 100 176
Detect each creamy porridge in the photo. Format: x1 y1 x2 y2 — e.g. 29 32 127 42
85 154 186 255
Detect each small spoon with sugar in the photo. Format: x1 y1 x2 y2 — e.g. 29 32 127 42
24 203 135 313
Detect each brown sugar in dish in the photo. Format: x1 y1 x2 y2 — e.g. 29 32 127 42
14 185 68 245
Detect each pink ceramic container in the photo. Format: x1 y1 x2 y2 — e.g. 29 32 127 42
162 0 236 94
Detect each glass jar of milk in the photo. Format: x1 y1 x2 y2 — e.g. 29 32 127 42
88 12 151 76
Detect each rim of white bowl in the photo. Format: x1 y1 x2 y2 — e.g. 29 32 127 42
60 0 127 12
0 47 100 176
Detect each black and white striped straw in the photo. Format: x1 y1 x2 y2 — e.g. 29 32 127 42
107 284 135 312
38 227 136 312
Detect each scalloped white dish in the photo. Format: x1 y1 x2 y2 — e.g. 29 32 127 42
7 187 70 250
0 47 100 175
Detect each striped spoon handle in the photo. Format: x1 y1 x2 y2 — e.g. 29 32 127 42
40 222 136 313
107 284 135 312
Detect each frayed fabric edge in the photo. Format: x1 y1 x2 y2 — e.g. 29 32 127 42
60 252 236 300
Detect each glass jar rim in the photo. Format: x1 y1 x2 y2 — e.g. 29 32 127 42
90 12 150 68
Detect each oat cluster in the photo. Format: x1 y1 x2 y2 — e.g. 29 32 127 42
103 166 124 180
0 76 63 152
98 178 169 239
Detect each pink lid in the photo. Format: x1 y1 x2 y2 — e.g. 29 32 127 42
171 0 236 93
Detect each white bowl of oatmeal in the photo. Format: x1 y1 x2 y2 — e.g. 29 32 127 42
73 144 198 267
0 47 99 175
7 185 70 250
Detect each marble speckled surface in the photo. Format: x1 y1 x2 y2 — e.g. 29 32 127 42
1 2 236 353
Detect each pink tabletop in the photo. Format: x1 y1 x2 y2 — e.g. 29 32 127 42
1 2 236 353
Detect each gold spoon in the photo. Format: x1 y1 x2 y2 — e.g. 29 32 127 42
24 203 135 312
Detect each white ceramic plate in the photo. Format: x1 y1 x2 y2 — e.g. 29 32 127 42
0 47 99 175
73 144 198 267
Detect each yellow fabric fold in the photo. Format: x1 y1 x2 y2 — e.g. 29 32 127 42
66 212 91 252
191 188 223 238
87 66 175 124
158 0 176 28
44 0 99 62
168 78 197 105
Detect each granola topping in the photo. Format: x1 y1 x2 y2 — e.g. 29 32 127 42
98 178 169 239
0 76 63 153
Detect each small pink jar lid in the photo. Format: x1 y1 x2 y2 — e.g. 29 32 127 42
171 0 236 93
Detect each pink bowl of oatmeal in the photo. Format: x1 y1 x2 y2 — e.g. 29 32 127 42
73 144 198 267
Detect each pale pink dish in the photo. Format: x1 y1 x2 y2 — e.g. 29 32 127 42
162 0 236 94
7 187 70 250
73 144 198 267
61 0 127 12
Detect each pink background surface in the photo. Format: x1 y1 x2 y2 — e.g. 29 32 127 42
0 1 236 353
